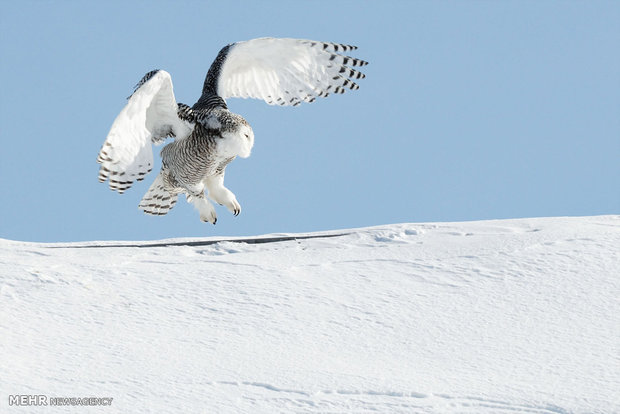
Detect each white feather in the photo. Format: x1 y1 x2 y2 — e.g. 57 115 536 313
97 70 193 193
216 38 367 106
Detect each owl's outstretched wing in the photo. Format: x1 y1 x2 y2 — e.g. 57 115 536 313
203 38 368 106
97 70 193 194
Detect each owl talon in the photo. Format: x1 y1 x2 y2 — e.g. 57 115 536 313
231 203 241 216
200 214 217 224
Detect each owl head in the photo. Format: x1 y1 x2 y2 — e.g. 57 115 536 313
218 112 254 158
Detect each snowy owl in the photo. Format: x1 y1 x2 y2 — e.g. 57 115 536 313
97 37 367 224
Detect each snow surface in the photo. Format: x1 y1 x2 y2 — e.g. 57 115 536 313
1 216 619 413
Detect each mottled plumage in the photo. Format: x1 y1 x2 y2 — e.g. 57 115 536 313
97 37 367 223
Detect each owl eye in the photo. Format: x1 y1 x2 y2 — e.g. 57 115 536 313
244 133 249 138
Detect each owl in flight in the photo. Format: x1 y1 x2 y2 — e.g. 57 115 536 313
97 37 367 224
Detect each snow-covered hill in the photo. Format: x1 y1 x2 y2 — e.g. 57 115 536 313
1 216 619 413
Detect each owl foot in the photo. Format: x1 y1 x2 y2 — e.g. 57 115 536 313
205 177 241 217
200 212 217 224
215 195 240 217
225 197 241 217
189 194 217 224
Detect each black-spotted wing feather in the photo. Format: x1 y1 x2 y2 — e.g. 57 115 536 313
205 38 368 107
97 70 193 193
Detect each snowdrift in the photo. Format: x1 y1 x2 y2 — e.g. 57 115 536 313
1 216 619 413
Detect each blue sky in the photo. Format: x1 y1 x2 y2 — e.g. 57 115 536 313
1 1 618 242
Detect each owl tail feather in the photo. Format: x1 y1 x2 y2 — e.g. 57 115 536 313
138 173 178 216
